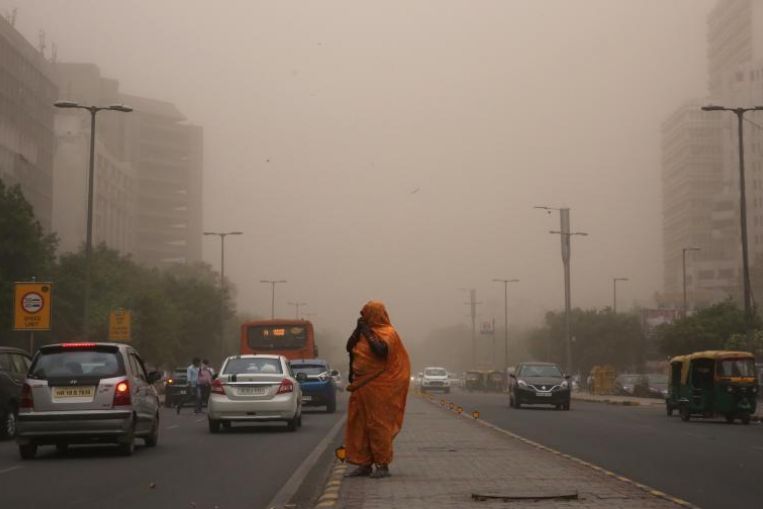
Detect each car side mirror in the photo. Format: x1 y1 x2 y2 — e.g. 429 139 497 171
330 369 339 377
296 372 308 382
147 371 162 384
509 373 517 379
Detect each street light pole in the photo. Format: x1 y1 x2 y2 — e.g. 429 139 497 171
613 277 628 313
54 101 132 337
203 231 243 357
288 301 307 319
682 247 700 318
536 206 587 375
261 280 287 319
701 104 763 322
493 278 519 375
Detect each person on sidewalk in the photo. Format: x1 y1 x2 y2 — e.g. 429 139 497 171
343 301 411 479
177 357 201 414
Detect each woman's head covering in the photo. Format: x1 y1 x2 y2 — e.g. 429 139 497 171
361 300 391 327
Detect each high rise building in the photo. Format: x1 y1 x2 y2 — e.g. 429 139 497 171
0 14 58 231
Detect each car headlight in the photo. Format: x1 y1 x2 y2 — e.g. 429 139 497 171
517 379 528 388
560 380 569 389
318 372 329 382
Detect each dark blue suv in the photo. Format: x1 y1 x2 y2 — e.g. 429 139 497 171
291 359 337 413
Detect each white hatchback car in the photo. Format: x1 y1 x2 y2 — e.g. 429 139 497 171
208 355 302 433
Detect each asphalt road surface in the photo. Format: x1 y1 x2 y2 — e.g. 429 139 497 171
0 396 347 509
446 389 763 509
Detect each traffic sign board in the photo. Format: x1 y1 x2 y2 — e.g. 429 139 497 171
14 282 52 331
109 309 132 342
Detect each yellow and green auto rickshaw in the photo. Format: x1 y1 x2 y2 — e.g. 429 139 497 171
486 370 507 392
666 351 758 424
464 370 486 392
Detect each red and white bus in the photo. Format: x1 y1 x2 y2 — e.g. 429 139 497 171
240 319 317 360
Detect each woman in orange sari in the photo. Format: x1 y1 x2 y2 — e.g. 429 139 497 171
344 301 411 478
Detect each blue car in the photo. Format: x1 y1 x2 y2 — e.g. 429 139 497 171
291 359 337 413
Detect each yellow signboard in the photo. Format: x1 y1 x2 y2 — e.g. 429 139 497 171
13 282 53 331
109 310 132 342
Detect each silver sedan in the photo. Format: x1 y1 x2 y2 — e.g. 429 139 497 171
208 355 302 433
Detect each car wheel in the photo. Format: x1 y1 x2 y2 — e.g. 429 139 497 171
118 433 135 456
2 406 18 439
741 413 751 425
208 419 221 434
144 413 159 447
563 401 570 411
287 414 299 432
18 443 37 460
326 399 337 414
680 405 690 422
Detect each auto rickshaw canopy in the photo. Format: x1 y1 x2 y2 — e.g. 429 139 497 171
673 351 756 384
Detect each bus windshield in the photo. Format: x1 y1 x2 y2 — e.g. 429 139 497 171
247 325 307 350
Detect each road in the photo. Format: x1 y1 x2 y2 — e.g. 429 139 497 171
0 397 347 509
446 389 763 509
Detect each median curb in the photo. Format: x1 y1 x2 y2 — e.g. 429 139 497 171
312 461 347 508
425 391 700 509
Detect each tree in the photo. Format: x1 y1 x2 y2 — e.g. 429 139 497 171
656 300 754 357
0 179 57 348
528 308 645 377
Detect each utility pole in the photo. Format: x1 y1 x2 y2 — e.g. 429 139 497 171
203 231 243 358
493 278 519 375
536 206 587 375
288 301 307 319
613 277 628 313
463 289 481 367
261 280 287 319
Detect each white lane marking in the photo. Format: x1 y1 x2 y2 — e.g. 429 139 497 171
166 424 180 430
265 414 348 509
0 466 23 475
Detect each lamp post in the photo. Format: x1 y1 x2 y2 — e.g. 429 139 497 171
203 231 243 356
682 247 700 318
613 277 628 313
288 301 307 319
535 206 587 375
701 104 763 322
54 101 132 337
261 280 287 319
492 278 519 375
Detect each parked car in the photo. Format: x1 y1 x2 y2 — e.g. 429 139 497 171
290 359 338 413
509 362 571 410
646 373 669 399
163 367 190 408
421 366 450 393
16 342 162 459
0 347 32 439
614 374 650 397
208 354 302 433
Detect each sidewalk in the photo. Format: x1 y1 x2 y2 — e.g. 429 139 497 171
318 396 692 509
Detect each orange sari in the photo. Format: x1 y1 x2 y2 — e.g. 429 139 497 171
345 301 411 466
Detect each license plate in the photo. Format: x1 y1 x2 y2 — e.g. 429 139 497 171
535 392 552 397
302 395 313 402
53 386 95 400
237 387 268 396
178 390 187 395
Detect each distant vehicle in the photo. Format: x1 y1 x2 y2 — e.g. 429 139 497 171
614 374 650 397
331 368 344 392
0 347 32 439
240 319 316 361
646 373 668 399
208 354 302 433
16 342 162 459
421 367 450 393
509 362 571 410
290 359 337 413
163 367 190 408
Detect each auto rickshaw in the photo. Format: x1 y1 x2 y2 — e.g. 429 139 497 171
464 370 486 392
667 351 758 424
486 370 506 392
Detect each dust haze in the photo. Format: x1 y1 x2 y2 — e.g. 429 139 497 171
7 0 714 360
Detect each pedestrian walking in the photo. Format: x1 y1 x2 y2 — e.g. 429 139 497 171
198 359 214 407
177 357 202 414
343 301 411 479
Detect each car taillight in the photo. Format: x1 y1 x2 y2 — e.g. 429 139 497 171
276 379 294 395
20 383 33 409
211 378 225 395
113 379 131 407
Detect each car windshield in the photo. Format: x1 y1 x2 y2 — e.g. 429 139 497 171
224 358 282 375
425 368 447 376
716 358 756 378
519 365 562 378
292 364 328 375
30 349 124 379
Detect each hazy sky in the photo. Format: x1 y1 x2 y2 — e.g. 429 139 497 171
7 0 715 341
